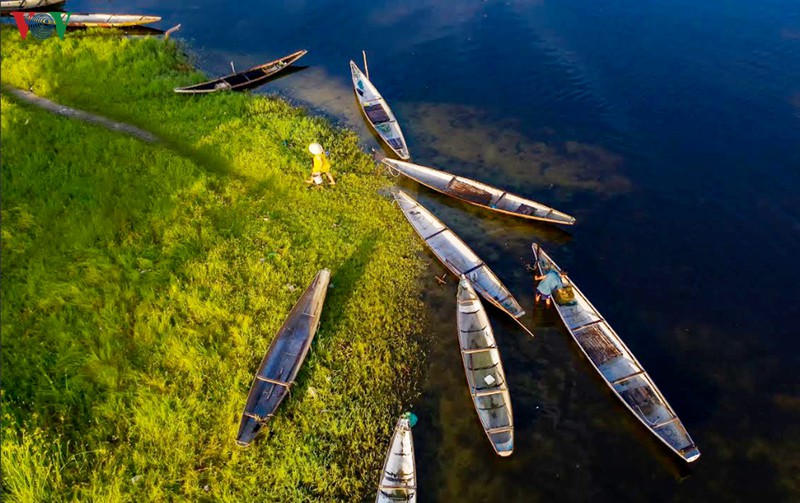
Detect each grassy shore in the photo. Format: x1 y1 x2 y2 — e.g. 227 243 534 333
1 28 427 501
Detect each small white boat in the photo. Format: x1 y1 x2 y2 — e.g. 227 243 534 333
394 190 525 320
384 159 575 225
457 276 514 456
350 58 410 159
63 14 161 27
533 244 700 462
376 414 416 503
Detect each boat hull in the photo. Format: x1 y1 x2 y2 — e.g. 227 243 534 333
376 415 416 503
394 190 525 319
0 0 65 12
457 277 514 456
64 14 162 27
384 159 575 225
236 269 330 446
533 244 700 462
175 50 307 94
350 61 410 160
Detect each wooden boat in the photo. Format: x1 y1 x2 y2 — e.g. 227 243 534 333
350 59 410 159
63 14 161 27
236 269 330 447
394 190 525 320
383 159 575 225
1 0 65 12
376 413 416 503
175 49 307 94
457 276 514 457
532 244 700 462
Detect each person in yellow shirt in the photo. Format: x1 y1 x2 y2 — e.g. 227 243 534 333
306 143 336 186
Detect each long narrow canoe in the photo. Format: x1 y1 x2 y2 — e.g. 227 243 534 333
236 269 330 447
175 49 307 94
533 244 700 462
0 0 65 11
376 414 416 503
64 14 161 27
457 276 514 456
384 159 575 225
350 60 410 160
394 190 525 319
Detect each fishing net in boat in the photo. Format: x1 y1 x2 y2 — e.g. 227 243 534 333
575 324 621 365
364 104 391 124
446 179 493 206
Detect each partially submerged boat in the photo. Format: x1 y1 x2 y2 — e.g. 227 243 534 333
533 244 700 462
236 269 330 447
457 276 514 457
376 413 417 503
383 159 575 225
394 190 525 320
0 0 65 12
175 49 307 94
63 14 161 27
350 58 410 159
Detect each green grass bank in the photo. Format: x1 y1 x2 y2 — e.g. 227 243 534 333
1 28 427 501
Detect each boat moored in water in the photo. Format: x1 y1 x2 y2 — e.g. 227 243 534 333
457 276 514 456
384 159 575 225
533 244 700 462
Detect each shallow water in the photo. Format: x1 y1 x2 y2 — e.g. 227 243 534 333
72 0 800 500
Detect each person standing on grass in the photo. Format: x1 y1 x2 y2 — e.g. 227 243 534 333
534 266 566 307
306 143 336 186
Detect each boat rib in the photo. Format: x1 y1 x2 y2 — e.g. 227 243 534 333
457 276 514 457
376 415 416 503
175 49 307 94
394 190 525 319
532 244 700 462
350 61 410 160
384 159 575 225
235 269 330 447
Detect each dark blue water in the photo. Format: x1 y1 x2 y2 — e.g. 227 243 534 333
76 0 800 500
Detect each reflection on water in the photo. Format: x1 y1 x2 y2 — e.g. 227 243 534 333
62 0 800 500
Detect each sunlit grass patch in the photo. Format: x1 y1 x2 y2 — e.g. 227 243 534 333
2 28 426 501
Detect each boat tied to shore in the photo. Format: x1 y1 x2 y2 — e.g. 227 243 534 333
394 190 525 321
376 412 417 503
457 276 514 456
350 53 410 160
384 159 575 225
175 49 307 94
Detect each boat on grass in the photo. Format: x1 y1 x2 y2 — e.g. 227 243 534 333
533 244 700 462
236 269 330 447
457 276 514 457
384 159 575 225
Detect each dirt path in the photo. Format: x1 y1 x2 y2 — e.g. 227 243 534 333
2 85 158 143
